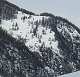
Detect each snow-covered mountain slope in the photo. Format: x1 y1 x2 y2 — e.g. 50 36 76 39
1 11 61 57
59 71 80 77
0 9 80 77
0 27 49 77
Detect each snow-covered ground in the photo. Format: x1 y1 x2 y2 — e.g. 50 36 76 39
0 11 61 56
59 71 80 77
1 10 80 77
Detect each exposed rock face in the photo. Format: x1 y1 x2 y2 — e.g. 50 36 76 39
0 1 80 77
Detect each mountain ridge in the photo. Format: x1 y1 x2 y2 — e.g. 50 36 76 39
0 0 80 77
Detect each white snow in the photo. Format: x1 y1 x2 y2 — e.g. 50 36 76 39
45 66 54 74
0 11 61 56
58 71 80 77
1 11 80 77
